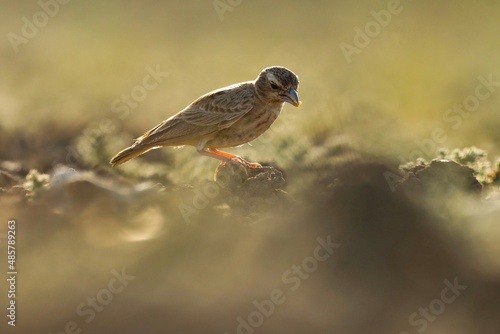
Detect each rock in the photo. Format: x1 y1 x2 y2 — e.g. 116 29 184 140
215 162 285 194
0 170 20 190
214 162 293 217
397 159 482 195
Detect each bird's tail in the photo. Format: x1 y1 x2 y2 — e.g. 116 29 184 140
109 144 154 167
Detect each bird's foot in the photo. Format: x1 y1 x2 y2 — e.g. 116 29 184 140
231 156 262 168
213 157 261 181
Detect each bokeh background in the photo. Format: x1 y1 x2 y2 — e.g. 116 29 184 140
1 0 500 333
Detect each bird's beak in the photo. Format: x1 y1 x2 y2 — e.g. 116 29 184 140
281 88 302 107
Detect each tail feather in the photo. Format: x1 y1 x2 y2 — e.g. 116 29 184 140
109 144 154 166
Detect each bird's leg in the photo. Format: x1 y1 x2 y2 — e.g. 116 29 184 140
197 148 262 168
210 148 262 168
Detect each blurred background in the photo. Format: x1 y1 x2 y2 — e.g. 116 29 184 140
0 0 500 333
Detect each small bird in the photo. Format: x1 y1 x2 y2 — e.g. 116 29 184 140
110 66 301 169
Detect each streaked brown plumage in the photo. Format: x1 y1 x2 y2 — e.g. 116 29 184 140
110 66 301 168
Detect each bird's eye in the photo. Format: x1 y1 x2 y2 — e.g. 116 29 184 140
270 82 280 90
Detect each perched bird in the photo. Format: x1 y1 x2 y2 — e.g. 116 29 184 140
110 66 301 168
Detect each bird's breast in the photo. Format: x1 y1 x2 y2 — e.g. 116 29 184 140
206 104 283 148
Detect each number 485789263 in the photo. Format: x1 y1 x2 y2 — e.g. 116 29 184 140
7 220 16 271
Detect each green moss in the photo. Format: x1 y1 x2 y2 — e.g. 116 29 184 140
23 169 50 200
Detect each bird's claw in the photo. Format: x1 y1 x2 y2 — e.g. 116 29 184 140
213 157 261 181
231 157 262 168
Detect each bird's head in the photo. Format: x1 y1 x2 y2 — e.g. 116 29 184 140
255 66 301 107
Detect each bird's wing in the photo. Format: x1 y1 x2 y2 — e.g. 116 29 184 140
133 82 254 146
181 82 255 129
